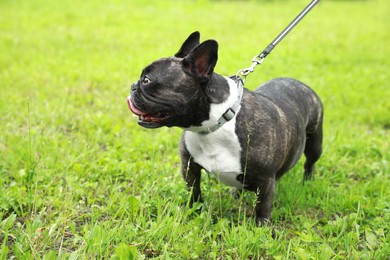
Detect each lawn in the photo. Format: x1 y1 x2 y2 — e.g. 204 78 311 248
0 0 389 258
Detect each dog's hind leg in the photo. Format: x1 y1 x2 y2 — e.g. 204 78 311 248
303 123 323 181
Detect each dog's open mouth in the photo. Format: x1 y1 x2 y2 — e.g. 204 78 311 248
127 96 171 126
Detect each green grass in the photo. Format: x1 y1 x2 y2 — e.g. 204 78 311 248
1 0 389 258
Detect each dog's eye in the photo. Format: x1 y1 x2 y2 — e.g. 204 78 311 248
142 76 151 85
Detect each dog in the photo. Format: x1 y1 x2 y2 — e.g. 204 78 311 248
127 31 323 225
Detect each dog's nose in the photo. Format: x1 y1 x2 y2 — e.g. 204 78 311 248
131 81 139 93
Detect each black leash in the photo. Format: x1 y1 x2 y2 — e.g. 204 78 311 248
203 0 320 134
237 0 320 82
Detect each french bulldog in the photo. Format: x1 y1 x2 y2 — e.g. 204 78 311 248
127 31 323 225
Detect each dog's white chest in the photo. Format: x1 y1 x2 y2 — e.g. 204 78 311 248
184 119 243 189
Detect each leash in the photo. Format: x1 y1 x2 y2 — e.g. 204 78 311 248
199 0 320 134
236 0 320 82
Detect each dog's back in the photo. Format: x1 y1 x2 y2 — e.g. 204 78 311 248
255 77 323 133
235 77 323 183
254 77 323 180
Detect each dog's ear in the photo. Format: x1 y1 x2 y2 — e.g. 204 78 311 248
182 40 218 81
175 31 200 58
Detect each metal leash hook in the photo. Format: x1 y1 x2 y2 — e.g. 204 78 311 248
237 55 265 82
236 0 320 83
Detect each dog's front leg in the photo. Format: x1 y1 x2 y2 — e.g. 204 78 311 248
180 152 203 207
254 177 276 225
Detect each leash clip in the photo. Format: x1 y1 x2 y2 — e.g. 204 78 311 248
236 55 265 82
234 0 320 83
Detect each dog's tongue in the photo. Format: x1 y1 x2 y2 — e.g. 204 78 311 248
127 96 147 116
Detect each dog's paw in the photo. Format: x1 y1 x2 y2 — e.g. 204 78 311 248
188 196 203 208
186 201 204 217
231 188 243 200
256 217 271 226
256 217 276 239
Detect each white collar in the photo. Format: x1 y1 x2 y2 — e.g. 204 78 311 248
189 75 244 135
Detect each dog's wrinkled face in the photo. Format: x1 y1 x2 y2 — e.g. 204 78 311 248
127 31 219 129
128 57 200 128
